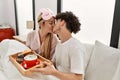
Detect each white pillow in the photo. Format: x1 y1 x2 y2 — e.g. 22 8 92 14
85 40 120 80
83 43 94 70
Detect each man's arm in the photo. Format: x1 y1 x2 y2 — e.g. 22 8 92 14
52 70 83 80
31 61 83 80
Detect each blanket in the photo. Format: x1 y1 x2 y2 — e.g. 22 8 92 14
0 39 58 80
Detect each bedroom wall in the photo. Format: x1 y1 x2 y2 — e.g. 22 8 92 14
0 0 16 30
15 0 57 35
0 0 7 24
62 0 115 45
0 0 57 33
35 0 57 29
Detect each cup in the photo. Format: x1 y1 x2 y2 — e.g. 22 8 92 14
23 54 40 68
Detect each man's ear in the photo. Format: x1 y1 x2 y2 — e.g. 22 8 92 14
61 20 65 27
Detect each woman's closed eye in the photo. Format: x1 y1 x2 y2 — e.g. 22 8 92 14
49 22 53 25
49 22 55 26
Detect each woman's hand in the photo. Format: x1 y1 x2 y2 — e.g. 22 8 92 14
30 61 57 75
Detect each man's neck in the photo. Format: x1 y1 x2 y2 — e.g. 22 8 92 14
59 31 72 43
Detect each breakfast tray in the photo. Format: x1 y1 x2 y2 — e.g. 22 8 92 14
9 49 51 75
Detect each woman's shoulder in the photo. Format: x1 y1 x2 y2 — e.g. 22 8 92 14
27 30 38 37
28 30 38 35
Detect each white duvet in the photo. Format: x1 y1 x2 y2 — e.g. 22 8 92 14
0 39 58 80
0 39 41 80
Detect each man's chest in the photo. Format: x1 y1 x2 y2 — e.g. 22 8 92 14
55 46 70 69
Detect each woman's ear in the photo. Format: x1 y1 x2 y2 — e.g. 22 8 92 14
39 21 44 27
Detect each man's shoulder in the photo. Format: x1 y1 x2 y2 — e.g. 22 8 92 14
69 38 82 46
69 38 85 50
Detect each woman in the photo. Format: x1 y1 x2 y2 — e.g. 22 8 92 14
26 8 58 60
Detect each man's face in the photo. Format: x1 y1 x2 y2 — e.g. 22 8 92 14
53 19 64 34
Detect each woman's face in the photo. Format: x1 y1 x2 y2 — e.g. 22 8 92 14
39 17 55 33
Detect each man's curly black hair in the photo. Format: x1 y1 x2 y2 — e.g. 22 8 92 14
55 11 81 34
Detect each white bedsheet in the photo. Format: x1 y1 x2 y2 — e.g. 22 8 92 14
0 39 33 80
0 71 8 80
0 39 58 80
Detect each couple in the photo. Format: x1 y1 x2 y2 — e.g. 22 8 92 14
28 8 86 80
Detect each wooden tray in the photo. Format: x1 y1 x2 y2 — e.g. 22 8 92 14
9 49 51 76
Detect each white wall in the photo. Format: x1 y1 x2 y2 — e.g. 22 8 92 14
16 0 33 35
0 0 57 34
0 0 16 30
62 0 115 45
0 0 118 46
35 0 57 28
0 0 7 24
16 0 57 35
6 0 16 29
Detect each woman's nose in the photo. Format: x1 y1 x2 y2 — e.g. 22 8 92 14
52 23 55 26
51 24 55 28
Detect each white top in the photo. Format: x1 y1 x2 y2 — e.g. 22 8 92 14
52 37 86 75
26 30 58 59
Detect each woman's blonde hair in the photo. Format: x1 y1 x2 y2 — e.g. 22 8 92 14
37 13 44 23
41 33 53 60
37 8 54 60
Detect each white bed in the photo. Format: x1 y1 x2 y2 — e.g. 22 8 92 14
0 71 8 80
1 39 120 80
0 39 58 80
0 39 35 80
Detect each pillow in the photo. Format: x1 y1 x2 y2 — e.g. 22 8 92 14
83 43 94 70
85 40 120 80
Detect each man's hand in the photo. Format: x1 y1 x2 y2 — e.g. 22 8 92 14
31 61 57 75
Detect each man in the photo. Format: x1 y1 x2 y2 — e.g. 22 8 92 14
31 11 85 80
